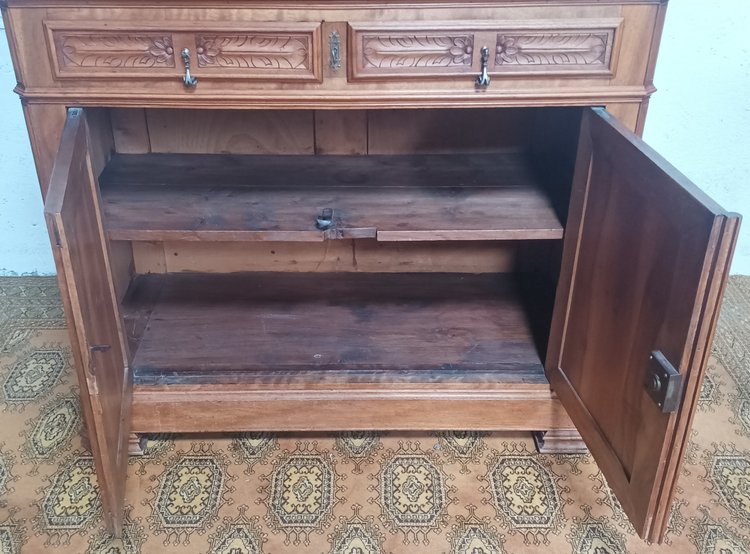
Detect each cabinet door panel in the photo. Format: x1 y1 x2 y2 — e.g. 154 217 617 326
547 108 740 542
44 108 131 535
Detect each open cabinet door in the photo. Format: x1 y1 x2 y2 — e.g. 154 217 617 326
44 108 131 535
547 108 740 542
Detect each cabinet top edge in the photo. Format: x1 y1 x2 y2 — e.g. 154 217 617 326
1 0 668 8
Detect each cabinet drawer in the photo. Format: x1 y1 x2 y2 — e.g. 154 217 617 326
347 19 622 82
45 21 323 83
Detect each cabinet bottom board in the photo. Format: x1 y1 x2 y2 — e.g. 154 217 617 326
123 271 551 385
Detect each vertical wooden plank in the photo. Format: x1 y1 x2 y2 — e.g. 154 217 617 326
109 241 134 302
611 4 658 87
368 108 532 154
314 110 368 154
605 103 641 134
132 241 167 274
146 109 315 154
110 109 151 154
21 103 67 198
85 108 115 178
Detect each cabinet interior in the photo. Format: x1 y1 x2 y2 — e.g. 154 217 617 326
88 106 584 389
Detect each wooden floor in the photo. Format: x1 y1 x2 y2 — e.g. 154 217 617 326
99 153 563 242
122 272 548 386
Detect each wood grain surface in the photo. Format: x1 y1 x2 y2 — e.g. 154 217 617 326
122 271 548 383
99 152 564 241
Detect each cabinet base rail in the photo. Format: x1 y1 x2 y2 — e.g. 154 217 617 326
130 386 575 433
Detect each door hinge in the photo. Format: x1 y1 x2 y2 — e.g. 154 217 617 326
645 350 684 413
52 223 62 248
89 344 111 353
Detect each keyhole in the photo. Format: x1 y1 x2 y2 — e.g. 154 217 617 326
649 374 663 393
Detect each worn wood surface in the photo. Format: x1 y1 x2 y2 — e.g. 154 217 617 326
130 386 575 433
546 108 741 542
43 109 131 536
132 240 519 274
99 153 564 241
122 272 548 382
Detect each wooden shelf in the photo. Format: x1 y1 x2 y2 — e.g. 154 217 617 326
99 153 563 242
122 272 548 386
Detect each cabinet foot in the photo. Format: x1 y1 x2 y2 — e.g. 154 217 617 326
128 433 147 456
533 429 587 454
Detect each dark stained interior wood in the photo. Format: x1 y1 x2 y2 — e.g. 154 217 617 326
545 108 740 541
122 272 549 386
98 153 564 242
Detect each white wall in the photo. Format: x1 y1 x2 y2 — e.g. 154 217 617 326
642 0 750 275
0 26 56 275
1 2 749 275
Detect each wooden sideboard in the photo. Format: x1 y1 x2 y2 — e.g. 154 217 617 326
2 0 740 543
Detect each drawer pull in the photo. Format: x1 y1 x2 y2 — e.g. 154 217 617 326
476 46 491 87
181 48 198 88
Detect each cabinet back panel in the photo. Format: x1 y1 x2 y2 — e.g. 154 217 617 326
130 240 518 274
146 109 316 154
109 108 536 156
367 109 532 154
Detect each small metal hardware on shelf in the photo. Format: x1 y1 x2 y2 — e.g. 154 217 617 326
316 208 334 230
476 46 491 87
329 31 342 70
181 48 198 88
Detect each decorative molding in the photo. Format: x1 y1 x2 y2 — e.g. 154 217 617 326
362 34 474 69
195 34 311 70
54 32 176 70
349 25 476 80
493 28 616 74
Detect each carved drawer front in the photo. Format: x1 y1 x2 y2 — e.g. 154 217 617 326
348 19 621 82
192 23 322 82
492 20 621 76
45 23 179 78
348 23 478 80
45 21 323 82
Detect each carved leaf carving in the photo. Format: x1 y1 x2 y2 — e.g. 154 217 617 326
362 34 474 69
195 34 310 70
58 34 175 69
495 32 611 68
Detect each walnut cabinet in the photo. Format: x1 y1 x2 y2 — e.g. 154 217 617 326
2 0 740 543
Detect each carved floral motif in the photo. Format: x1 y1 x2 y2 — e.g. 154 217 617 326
362 34 474 69
495 31 612 68
58 33 175 69
195 34 310 70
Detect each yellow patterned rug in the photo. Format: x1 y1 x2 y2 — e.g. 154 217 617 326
1 276 750 553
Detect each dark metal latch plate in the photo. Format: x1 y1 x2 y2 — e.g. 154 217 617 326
645 350 684 414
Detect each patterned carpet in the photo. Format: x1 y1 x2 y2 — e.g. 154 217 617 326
1 276 750 553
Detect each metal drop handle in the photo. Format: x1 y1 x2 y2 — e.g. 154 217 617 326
476 46 491 87
181 48 198 88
